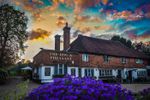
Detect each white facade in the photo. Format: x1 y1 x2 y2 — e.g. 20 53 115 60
33 65 147 83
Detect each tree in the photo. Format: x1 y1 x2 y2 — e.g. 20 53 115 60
0 4 28 67
111 35 133 48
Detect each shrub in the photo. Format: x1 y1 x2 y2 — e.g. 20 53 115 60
136 88 150 100
25 76 134 100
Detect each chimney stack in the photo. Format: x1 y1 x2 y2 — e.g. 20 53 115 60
55 34 61 51
63 22 71 51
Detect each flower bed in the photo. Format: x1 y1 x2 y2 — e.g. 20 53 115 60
25 76 134 100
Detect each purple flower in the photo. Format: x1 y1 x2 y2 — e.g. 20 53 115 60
26 76 135 100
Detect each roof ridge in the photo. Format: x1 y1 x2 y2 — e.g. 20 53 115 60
78 34 121 43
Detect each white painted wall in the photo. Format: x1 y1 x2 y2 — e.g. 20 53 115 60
35 65 147 83
94 68 99 79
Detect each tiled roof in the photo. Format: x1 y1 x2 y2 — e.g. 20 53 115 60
68 35 149 59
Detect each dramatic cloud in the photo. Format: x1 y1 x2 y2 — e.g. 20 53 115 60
74 15 102 23
29 28 51 40
56 16 67 27
94 25 114 31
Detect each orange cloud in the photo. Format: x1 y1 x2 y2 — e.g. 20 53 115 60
94 25 114 31
79 26 92 33
29 28 51 40
74 0 101 14
101 0 108 5
56 16 67 27
75 15 102 23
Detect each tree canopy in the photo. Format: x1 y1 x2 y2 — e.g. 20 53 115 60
0 4 28 67
111 35 132 48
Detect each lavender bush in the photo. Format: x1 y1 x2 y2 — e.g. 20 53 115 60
25 76 134 100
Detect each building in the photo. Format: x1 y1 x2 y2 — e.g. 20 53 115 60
32 23 150 83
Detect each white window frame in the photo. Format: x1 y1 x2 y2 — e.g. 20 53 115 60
99 69 112 77
82 54 89 62
136 59 143 64
45 67 51 76
121 57 127 64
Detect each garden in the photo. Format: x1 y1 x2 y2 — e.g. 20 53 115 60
24 76 150 100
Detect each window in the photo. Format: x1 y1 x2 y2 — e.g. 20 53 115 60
54 65 58 75
85 69 88 76
121 57 127 64
82 54 89 62
84 69 94 77
78 68 82 77
64 64 67 74
103 55 110 63
45 68 51 76
137 71 146 77
136 59 143 64
99 69 112 77
59 64 63 74
71 68 76 76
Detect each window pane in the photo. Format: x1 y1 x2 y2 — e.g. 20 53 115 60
99 70 101 76
45 68 51 76
91 69 94 77
78 68 81 77
71 68 76 76
82 54 89 62
54 65 58 75
59 64 63 74
85 69 87 76
64 64 67 74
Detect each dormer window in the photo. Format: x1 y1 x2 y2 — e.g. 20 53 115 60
121 57 127 64
136 59 143 64
82 54 89 62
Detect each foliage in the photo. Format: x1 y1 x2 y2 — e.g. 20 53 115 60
25 76 134 100
136 88 150 100
111 35 132 48
0 4 28 67
0 80 29 100
0 68 9 84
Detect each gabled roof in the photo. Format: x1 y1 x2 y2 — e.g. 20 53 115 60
68 35 149 59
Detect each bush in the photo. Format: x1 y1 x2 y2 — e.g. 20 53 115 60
0 68 9 84
135 88 150 100
25 76 134 100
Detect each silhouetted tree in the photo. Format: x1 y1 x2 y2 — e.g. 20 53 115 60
0 4 28 67
111 35 132 48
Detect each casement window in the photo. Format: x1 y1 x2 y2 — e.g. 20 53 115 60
137 71 146 77
71 68 76 76
59 64 63 74
54 64 64 75
135 59 143 64
99 69 112 77
82 54 89 62
103 55 110 63
121 57 127 64
84 69 94 77
45 68 51 76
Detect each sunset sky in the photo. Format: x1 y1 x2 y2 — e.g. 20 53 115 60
1 0 150 60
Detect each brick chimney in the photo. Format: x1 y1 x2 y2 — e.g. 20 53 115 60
55 34 61 51
63 22 71 51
